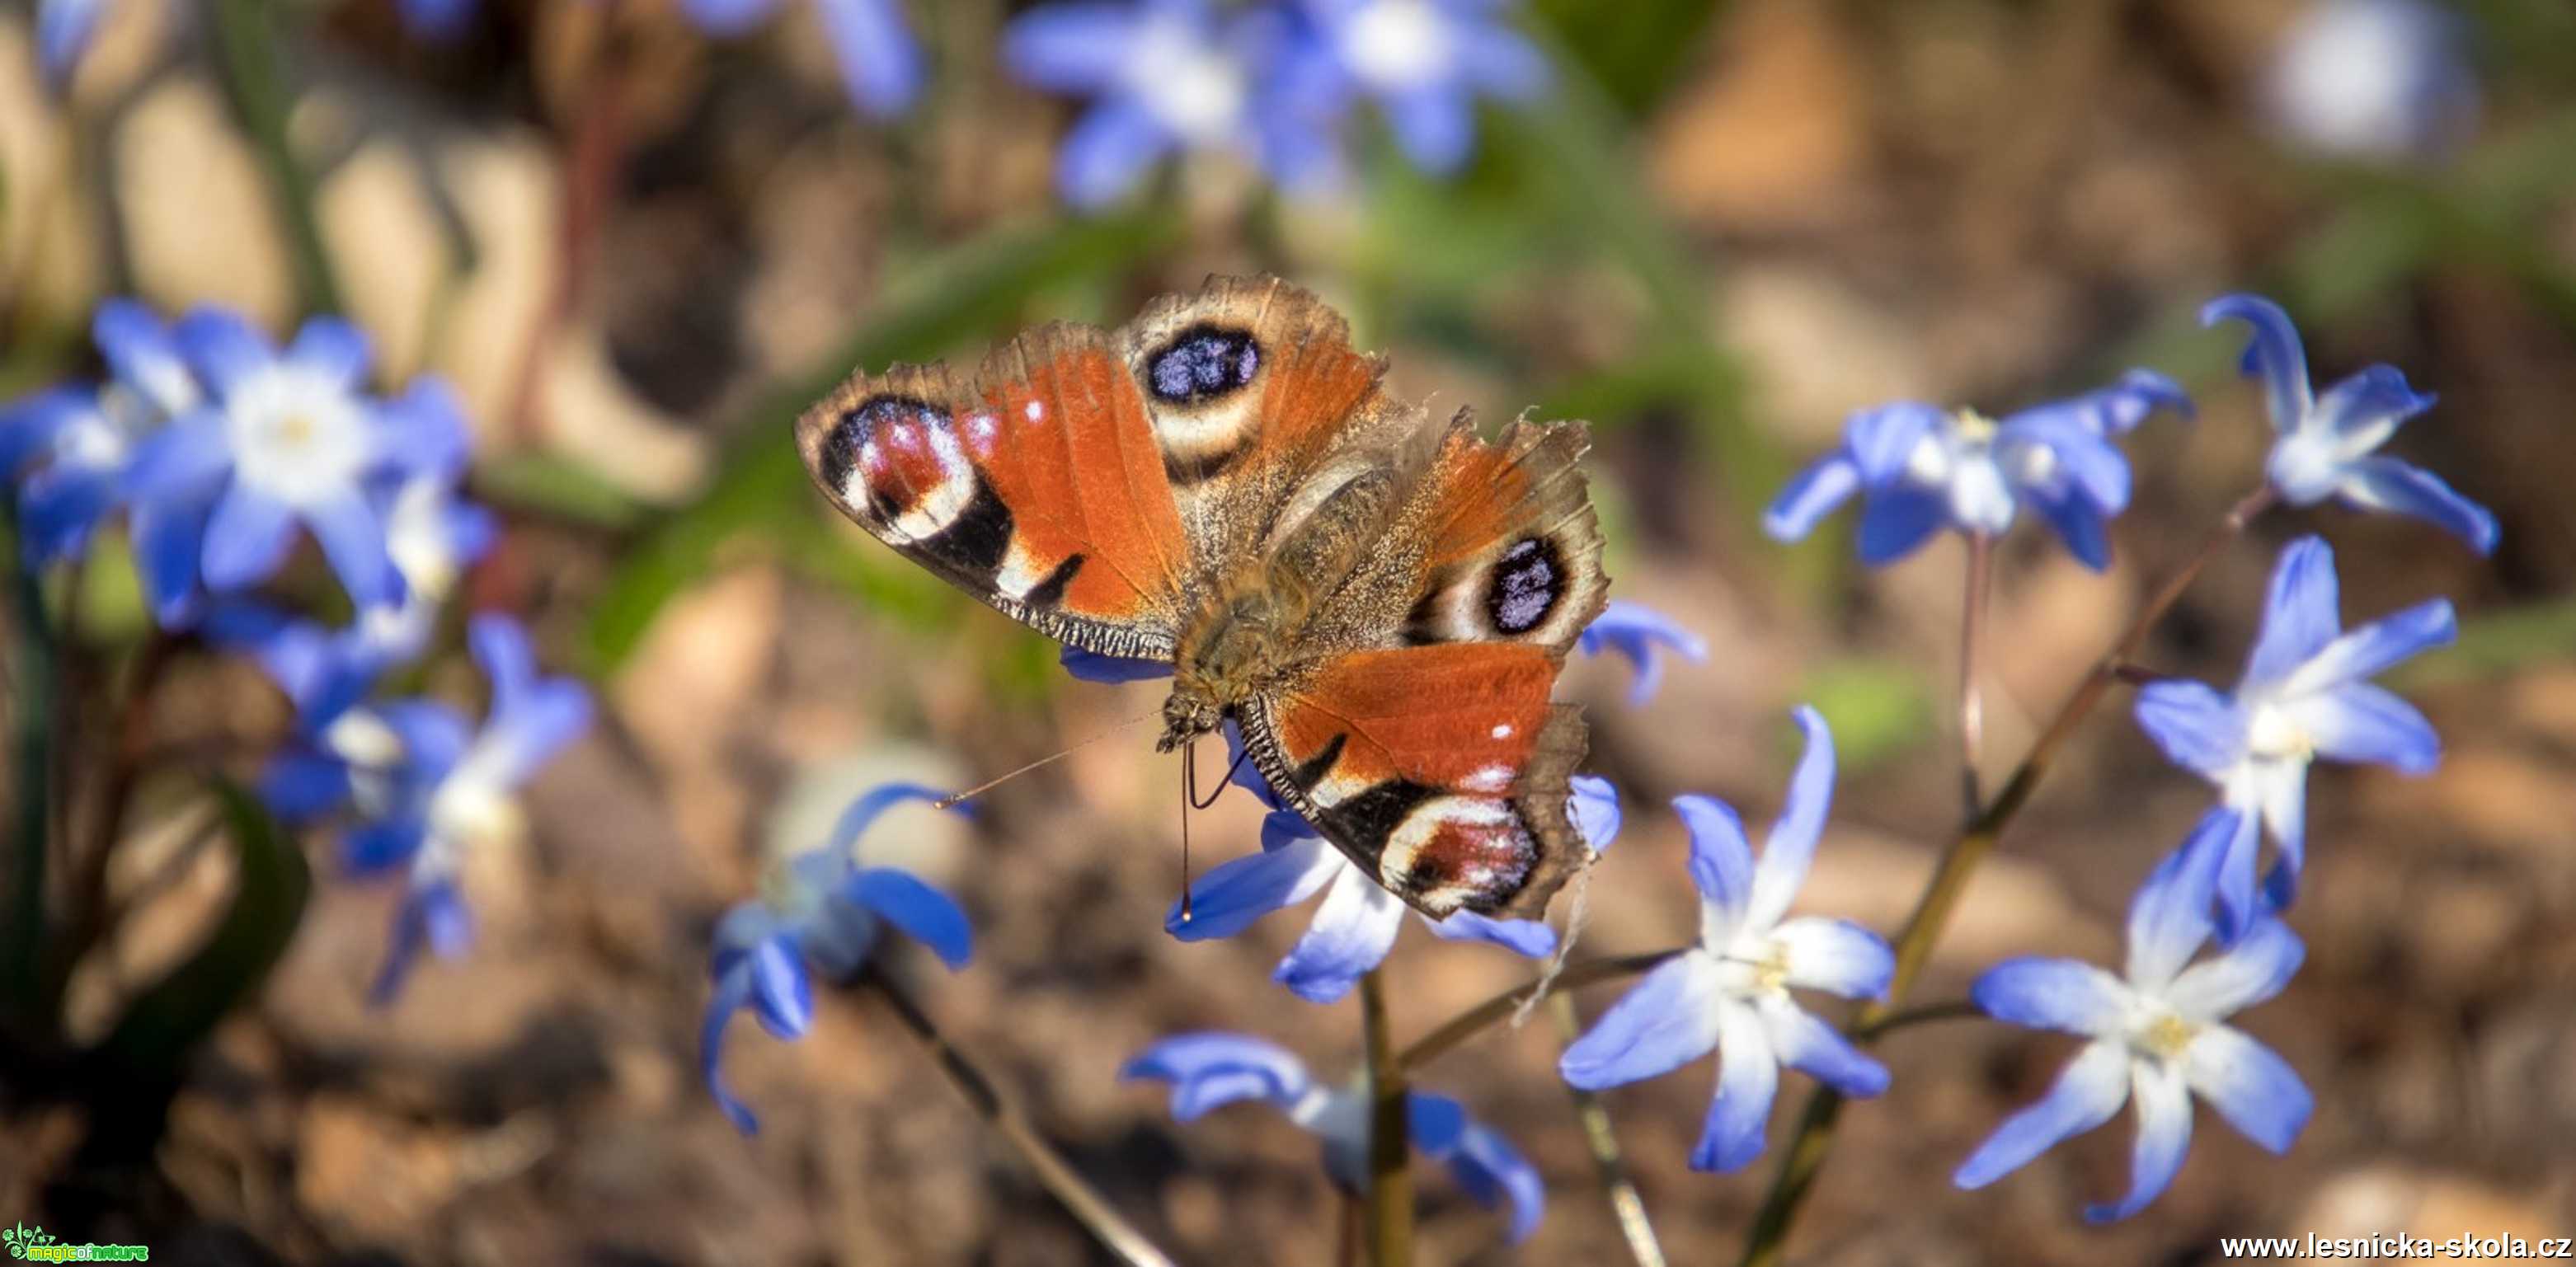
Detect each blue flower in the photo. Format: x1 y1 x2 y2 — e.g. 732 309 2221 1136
390 0 920 114
121 309 431 619
2204 294 2497 553
702 782 972 1132
2263 0 2476 164
1577 600 1708 705
397 0 476 40
1296 0 1549 174
2133 535 2452 936
316 616 591 1002
1006 0 1330 207
1124 1031 1544 1243
1 301 204 570
1954 809 2311 1222
1558 707 1894 1172
1170 723 1615 1002
1765 372 2190 570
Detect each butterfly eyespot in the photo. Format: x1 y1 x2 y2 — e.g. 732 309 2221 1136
1486 537 1563 635
828 394 983 543
1146 324 1262 405
1378 794 1537 914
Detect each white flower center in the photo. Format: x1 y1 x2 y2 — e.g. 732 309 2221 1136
224 368 371 506
2127 1007 2200 1063
427 751 522 856
1340 0 1454 90
1128 19 1247 144
386 479 462 599
323 709 403 815
2265 428 2344 506
53 413 127 472
2245 701 2315 760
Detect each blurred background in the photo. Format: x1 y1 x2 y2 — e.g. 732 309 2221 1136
1 0 2572 1262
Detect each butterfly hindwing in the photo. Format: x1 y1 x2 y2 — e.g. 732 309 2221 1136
796 325 1194 659
1240 643 1590 918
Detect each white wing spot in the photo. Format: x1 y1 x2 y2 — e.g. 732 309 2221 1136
1024 400 1045 422
1461 764 1513 793
1489 723 1513 739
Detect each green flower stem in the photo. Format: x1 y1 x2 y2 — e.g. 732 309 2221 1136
1361 969 1412 1267
860 968 1177 1267
210 0 347 318
1736 484 2278 1267
1548 990 1667 1267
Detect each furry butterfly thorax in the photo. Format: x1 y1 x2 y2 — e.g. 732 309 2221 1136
795 275 1610 921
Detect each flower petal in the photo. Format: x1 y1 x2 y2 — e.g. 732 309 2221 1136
1746 706 1834 932
847 868 973 969
131 502 209 626
1273 865 1406 1003
1168 834 1345 941
2292 682 2440 774
1003 2 1139 91
1441 1119 1546 1244
1059 645 1175 683
681 0 782 36
369 879 472 1006
1423 909 1554 958
1757 993 1888 1097
1974 953 2132 1037
700 958 765 1133
36 0 109 90
1674 795 1751 934
2281 596 2456 698
200 486 298 591
286 317 374 388
827 781 957 856
1056 100 1175 209
2024 485 2112 572
1558 953 1722 1091
1576 601 1708 706
94 299 201 415
1568 774 1622 853
1761 453 1861 542
2167 917 2305 1020
2183 1025 2311 1155
2133 679 2245 776
2334 457 2498 555
2201 294 2312 433
1773 917 1893 1001
2246 758 2309 905
1854 486 1949 565
2245 535 2343 688
306 492 400 609
816 0 924 118
1456 21 1549 100
1121 1031 1314 1119
173 307 277 397
1845 403 1942 483
1953 1039 2132 1190
1384 83 1475 174
746 935 815 1039
2127 807 2231 990
123 412 233 505
2084 1058 2193 1223
1689 997 1779 1172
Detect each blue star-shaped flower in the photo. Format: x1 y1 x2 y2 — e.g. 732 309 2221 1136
1955 809 2311 1222
1006 0 1336 207
2133 534 2452 936
1295 0 1550 174
2204 294 2497 553
701 781 973 1132
1558 707 1895 1172
1124 1031 1544 1243
2263 0 2477 164
1 301 204 571
1765 372 2190 570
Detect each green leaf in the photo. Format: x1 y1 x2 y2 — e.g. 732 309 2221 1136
1530 0 1729 120
583 209 1178 673
472 453 651 531
93 781 312 1072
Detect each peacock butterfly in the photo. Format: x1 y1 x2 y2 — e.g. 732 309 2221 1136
794 276 1610 920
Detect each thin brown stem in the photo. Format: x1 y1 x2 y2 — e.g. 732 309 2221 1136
1549 992 1667 1267
1959 532 1994 815
860 969 1178 1267
42 631 178 1016
1360 969 1412 1267
1736 485 2276 1267
1396 951 1678 1075
1850 999 1981 1043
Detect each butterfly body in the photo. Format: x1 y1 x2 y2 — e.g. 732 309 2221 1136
797 276 1609 920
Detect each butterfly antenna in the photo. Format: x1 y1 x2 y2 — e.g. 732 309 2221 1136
1178 744 1196 924
931 707 1159 811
